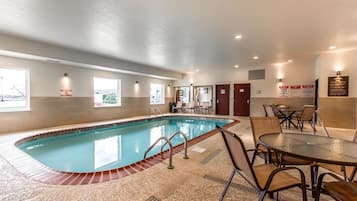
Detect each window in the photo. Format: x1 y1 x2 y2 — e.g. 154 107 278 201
150 83 165 104
174 86 190 104
93 77 121 107
0 68 29 112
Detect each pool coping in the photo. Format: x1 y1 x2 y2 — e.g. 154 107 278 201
0 114 239 185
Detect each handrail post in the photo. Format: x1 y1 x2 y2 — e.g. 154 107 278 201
143 136 174 169
160 131 189 159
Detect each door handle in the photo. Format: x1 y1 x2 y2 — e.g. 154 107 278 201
217 99 219 104
247 99 250 104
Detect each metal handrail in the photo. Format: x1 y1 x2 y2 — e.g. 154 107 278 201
160 131 189 159
143 136 174 169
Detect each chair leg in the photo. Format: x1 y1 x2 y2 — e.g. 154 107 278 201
258 191 267 201
301 121 304 131
301 183 308 201
220 168 236 201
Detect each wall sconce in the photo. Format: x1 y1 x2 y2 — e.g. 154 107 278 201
64 73 68 77
278 78 283 83
135 81 139 84
168 83 171 87
190 83 193 86
336 71 341 77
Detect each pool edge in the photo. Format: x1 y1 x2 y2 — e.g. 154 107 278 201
4 115 239 185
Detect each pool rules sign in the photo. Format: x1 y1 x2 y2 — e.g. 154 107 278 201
328 76 349 96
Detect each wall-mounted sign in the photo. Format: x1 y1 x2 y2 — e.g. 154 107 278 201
60 89 73 97
220 89 226 94
279 85 289 97
328 76 349 96
290 85 301 97
302 85 314 97
239 89 244 92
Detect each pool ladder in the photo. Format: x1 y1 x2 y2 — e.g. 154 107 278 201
143 131 189 169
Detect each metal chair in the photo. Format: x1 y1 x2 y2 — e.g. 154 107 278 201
250 117 312 166
315 169 357 201
218 126 308 201
262 104 275 117
319 130 357 182
295 105 315 131
185 101 196 113
200 101 210 114
173 101 183 113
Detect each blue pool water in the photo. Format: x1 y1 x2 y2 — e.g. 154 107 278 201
17 116 232 173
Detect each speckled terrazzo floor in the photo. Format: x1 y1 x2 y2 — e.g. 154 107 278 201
0 116 355 201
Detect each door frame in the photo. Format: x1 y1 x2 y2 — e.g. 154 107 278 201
233 83 251 116
215 84 230 115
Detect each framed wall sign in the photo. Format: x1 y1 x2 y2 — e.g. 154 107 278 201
328 76 349 96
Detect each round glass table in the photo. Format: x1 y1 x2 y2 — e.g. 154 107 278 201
259 133 357 196
259 133 357 166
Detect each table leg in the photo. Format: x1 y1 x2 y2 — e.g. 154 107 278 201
310 165 319 198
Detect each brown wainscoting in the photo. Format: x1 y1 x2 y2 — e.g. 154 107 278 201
250 97 314 117
319 97 356 129
0 97 171 134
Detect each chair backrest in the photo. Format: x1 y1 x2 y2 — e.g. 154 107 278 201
188 101 195 108
300 105 315 121
176 101 183 108
250 117 282 145
218 126 260 189
201 101 210 108
263 104 275 117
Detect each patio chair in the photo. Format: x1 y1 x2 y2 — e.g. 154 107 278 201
218 126 308 201
250 117 312 166
294 105 315 131
319 130 357 182
174 101 183 113
269 104 289 127
315 170 357 201
185 101 196 113
200 101 210 114
262 104 275 117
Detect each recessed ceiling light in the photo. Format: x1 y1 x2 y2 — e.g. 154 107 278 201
253 56 259 60
234 34 242 40
234 65 239 68
329 46 337 50
288 59 293 63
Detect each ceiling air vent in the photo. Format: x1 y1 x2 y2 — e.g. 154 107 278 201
248 69 265 80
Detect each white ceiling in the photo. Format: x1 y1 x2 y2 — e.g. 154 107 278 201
0 0 357 73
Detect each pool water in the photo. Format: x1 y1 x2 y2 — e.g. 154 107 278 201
17 117 232 172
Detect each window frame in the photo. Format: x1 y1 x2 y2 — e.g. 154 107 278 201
93 77 121 108
0 67 30 112
150 83 165 105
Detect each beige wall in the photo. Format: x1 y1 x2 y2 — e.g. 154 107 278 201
318 97 356 129
250 97 314 117
0 97 170 134
0 56 173 134
316 50 357 129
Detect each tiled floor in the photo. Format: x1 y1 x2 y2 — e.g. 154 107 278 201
0 115 355 200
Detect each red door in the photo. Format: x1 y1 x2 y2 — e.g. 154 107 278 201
216 84 230 115
234 83 250 116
